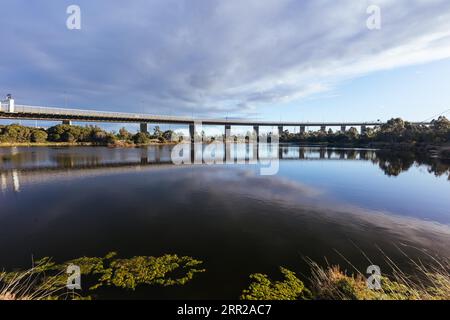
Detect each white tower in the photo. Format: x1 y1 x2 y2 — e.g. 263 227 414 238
6 94 15 112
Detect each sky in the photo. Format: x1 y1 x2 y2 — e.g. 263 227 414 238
1 0 450 132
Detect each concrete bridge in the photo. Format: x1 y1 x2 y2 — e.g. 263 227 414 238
0 96 429 137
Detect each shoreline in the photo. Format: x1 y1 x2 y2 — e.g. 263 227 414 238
0 141 179 148
1 141 449 160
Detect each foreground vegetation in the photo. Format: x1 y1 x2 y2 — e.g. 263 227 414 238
0 124 179 146
2 250 449 300
241 253 450 300
0 252 205 300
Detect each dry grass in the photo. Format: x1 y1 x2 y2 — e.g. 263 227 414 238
307 246 450 300
0 261 68 300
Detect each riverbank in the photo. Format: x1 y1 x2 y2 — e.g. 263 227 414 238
280 141 450 160
0 140 178 148
2 141 449 161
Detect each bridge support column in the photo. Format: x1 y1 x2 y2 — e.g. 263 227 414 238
189 123 196 142
278 126 283 137
140 123 148 133
340 125 346 132
361 125 367 135
224 125 231 142
253 125 259 143
62 120 72 125
320 125 326 132
300 126 305 134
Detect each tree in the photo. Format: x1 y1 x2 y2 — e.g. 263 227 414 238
152 126 162 138
163 130 175 142
61 132 75 143
347 127 359 140
382 118 405 133
31 130 48 143
432 116 450 131
133 132 150 144
118 127 132 141
0 124 33 142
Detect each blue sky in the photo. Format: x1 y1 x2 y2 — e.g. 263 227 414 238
1 0 450 132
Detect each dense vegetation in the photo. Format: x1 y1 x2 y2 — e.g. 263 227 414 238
1 117 449 149
2 252 449 300
0 252 205 300
0 124 178 145
279 116 450 147
240 257 450 300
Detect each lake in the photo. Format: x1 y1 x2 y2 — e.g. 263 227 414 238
0 144 449 299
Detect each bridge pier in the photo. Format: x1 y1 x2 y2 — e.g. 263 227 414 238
320 125 326 132
189 123 196 142
278 126 283 137
140 123 148 133
62 120 72 125
361 125 367 135
300 126 305 134
224 124 231 142
340 125 346 132
253 125 259 142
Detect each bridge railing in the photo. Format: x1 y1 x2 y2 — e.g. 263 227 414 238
1 103 430 126
6 104 192 122
12 104 149 120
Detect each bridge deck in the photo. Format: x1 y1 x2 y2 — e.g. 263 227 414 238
0 103 387 126
0 103 429 126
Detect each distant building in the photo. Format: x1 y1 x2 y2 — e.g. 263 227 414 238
1 94 14 112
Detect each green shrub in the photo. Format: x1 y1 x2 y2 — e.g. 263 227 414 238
240 267 312 300
133 132 150 144
30 130 48 143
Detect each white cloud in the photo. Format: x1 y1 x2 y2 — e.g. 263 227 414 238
1 0 450 116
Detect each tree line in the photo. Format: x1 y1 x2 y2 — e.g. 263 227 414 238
1 116 449 146
279 117 450 145
0 123 178 145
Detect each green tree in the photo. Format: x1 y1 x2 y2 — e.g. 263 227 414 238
118 127 132 141
347 127 359 140
432 116 450 131
133 132 150 144
240 267 311 300
163 130 175 142
61 132 76 143
31 130 48 143
152 126 163 138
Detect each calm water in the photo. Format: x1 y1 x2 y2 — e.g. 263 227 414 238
0 145 449 299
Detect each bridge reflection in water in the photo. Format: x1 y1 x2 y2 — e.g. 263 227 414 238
2 144 447 193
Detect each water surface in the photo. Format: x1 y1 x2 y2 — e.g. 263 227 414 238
0 145 449 299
